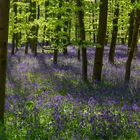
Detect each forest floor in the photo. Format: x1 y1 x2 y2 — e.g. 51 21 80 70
4 44 140 139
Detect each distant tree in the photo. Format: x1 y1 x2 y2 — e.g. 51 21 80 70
92 0 108 81
127 0 138 57
75 10 81 61
53 0 62 64
63 0 70 55
11 0 18 55
25 0 30 54
0 0 10 123
92 0 97 44
42 0 49 51
29 0 38 56
76 0 87 81
109 3 119 64
125 8 140 82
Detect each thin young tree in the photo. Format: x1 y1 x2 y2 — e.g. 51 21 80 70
0 0 10 124
76 0 87 81
75 10 81 61
63 0 70 55
25 0 30 54
92 0 108 81
92 0 97 44
127 0 138 57
125 8 140 82
30 0 38 56
109 2 119 63
53 0 62 64
11 0 18 55
42 0 49 51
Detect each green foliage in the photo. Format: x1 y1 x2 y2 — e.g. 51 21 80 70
8 0 137 47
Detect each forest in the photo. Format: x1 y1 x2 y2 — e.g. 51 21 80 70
0 0 140 139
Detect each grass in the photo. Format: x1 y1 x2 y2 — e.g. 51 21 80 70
1 44 140 139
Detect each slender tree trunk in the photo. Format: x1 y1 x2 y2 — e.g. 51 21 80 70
78 48 81 61
63 0 70 55
30 0 37 56
128 0 135 54
11 0 17 55
92 0 97 44
25 41 28 54
125 9 140 83
75 11 81 61
34 4 40 56
0 0 10 124
92 0 108 81
11 34 16 55
16 4 22 52
109 3 119 63
42 0 49 51
76 0 87 81
53 0 62 64
25 0 29 54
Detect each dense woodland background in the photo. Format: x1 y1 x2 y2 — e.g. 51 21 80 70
7 0 140 81
0 0 140 139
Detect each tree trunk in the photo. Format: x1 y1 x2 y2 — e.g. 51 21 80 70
25 0 30 54
11 0 17 55
109 3 119 63
92 0 108 81
63 0 70 55
42 0 49 51
125 9 140 83
76 0 87 81
53 0 62 64
92 0 97 44
30 0 37 56
128 0 135 54
0 0 10 124
75 11 81 61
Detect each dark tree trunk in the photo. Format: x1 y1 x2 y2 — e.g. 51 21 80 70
25 41 28 54
63 0 70 55
0 0 10 124
78 48 81 61
11 0 17 55
109 3 119 63
75 11 81 61
42 0 49 51
53 0 62 64
76 0 87 81
92 0 108 81
30 0 37 56
128 0 135 54
53 47 58 64
92 0 97 44
125 9 140 83
16 4 22 52
25 0 29 54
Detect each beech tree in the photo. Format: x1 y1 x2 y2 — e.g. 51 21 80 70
30 0 38 56
0 0 10 123
109 3 119 63
11 0 17 55
125 7 140 82
63 0 70 55
128 0 135 51
76 0 87 81
92 0 108 81
53 0 62 64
